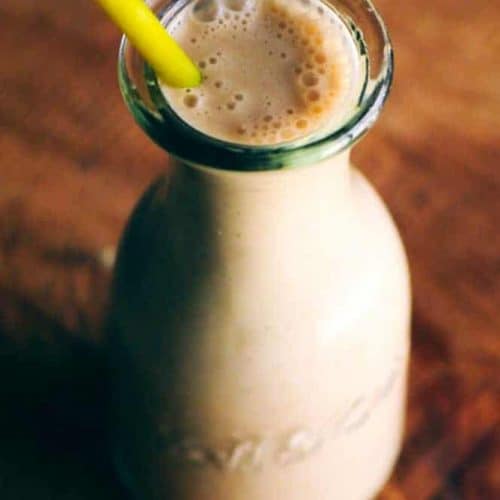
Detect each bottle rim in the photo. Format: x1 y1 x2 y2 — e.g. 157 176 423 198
118 0 393 171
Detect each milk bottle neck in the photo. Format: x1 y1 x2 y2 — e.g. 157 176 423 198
166 150 355 261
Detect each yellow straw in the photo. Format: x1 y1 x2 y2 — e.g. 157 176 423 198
95 0 201 88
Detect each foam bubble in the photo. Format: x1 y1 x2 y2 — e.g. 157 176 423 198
307 89 321 102
224 0 249 11
192 0 220 23
296 119 308 129
315 52 327 64
302 72 319 86
184 94 199 108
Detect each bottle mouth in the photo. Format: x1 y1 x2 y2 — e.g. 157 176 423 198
118 0 393 171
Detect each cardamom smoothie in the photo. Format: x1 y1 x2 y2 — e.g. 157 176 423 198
110 1 411 499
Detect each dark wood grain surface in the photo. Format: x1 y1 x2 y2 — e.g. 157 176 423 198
0 0 499 498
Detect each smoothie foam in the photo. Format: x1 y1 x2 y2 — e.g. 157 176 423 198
161 0 364 145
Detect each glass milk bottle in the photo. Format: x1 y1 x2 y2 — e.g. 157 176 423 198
108 1 411 498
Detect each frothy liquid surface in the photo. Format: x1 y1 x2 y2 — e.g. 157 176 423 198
161 0 363 145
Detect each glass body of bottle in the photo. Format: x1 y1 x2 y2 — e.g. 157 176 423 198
109 1 411 499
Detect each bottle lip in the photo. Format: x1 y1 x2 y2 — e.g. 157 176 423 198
118 0 393 172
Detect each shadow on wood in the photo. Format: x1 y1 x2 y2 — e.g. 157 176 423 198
0 294 129 500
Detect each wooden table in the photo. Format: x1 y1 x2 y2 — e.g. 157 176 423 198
0 0 498 498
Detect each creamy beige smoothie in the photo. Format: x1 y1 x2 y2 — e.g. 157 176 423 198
112 159 411 500
162 0 364 144
110 1 410 499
